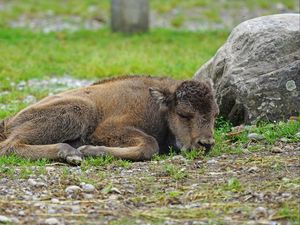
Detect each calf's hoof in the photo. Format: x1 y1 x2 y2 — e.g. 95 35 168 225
57 143 83 165
66 155 83 166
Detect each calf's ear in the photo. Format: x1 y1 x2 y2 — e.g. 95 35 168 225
149 87 173 111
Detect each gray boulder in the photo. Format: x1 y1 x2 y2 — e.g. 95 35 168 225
194 14 300 125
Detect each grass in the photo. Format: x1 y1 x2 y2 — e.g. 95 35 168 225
211 119 300 156
164 164 188 180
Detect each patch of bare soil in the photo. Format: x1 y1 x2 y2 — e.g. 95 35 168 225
0 142 299 224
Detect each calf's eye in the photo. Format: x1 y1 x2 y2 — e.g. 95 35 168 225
177 112 193 120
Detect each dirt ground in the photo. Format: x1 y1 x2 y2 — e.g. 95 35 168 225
0 142 299 225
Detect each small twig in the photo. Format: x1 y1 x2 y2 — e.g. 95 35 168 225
45 162 69 166
35 213 89 217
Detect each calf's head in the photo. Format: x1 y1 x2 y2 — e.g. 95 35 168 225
150 80 219 153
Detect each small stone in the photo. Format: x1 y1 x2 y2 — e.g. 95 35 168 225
46 167 56 173
282 177 290 182
108 194 119 200
281 192 291 198
44 218 60 225
207 159 218 164
253 206 268 219
71 205 81 213
284 145 294 151
51 198 60 204
285 80 296 91
47 206 57 214
18 211 25 216
28 178 37 187
81 183 95 193
269 222 278 225
83 193 94 199
271 146 283 153
0 215 12 223
279 137 288 142
65 185 81 194
11 217 19 224
171 155 186 162
248 133 265 141
36 182 47 187
247 166 260 173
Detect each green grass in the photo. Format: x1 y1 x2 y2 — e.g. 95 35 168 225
0 155 50 166
211 119 300 156
0 28 227 83
164 164 188 180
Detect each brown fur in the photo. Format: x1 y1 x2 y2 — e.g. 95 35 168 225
0 76 218 164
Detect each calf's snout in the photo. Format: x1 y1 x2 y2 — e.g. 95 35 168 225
194 137 215 152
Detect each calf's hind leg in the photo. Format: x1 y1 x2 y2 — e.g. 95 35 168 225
0 139 82 165
0 98 97 165
79 126 159 161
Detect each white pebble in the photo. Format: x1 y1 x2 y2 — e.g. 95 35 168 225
0 215 12 223
207 159 218 164
81 183 95 193
44 218 60 225
51 198 60 204
65 185 81 194
28 178 37 187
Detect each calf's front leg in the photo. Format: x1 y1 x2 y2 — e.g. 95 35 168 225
78 126 159 161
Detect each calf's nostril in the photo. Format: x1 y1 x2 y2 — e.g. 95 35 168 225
197 139 215 149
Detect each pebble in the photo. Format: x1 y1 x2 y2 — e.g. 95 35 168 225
247 166 260 173
28 178 46 187
44 218 60 225
207 159 218 164
83 193 94 199
271 146 283 153
81 183 95 193
47 206 57 214
36 181 47 187
108 194 120 200
46 167 56 173
248 133 265 141
28 178 37 186
281 192 291 198
65 185 82 194
51 198 60 204
0 215 12 223
71 205 81 213
171 155 186 162
284 145 294 151
280 137 289 142
254 206 268 219
18 210 25 216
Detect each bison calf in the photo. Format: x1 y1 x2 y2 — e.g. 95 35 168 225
0 76 219 164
